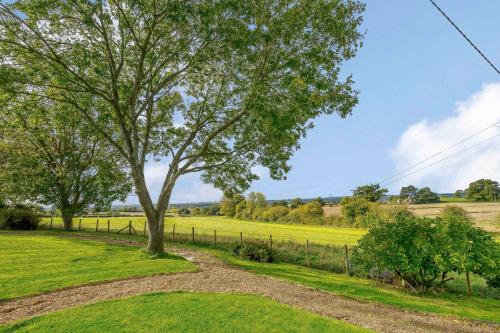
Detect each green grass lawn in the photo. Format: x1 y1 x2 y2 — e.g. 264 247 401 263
42 216 366 246
0 292 372 333
206 249 500 323
0 234 196 300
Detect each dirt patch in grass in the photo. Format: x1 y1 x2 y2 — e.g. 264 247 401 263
0 234 497 333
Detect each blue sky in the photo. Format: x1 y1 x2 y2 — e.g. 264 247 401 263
137 0 500 204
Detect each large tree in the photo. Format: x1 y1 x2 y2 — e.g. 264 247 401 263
399 185 417 203
352 183 388 202
0 95 131 230
414 187 439 204
465 179 499 202
0 0 365 252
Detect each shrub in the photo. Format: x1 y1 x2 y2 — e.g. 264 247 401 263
414 187 440 204
284 201 323 224
178 207 191 215
353 213 500 293
340 197 372 225
190 207 202 216
441 206 469 221
232 242 273 262
206 204 220 216
0 207 40 230
257 205 289 221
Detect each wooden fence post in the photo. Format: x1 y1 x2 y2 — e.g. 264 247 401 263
240 232 243 245
50 218 53 230
128 221 132 235
306 240 310 267
192 226 195 244
96 219 99 232
78 219 81 231
143 221 147 237
466 270 472 296
172 224 176 242
214 230 217 248
344 244 350 275
107 220 110 233
269 235 273 254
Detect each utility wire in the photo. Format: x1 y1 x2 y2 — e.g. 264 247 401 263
377 120 500 184
429 0 500 75
381 133 500 187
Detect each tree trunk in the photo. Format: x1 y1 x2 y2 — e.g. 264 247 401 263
131 165 168 253
61 210 74 231
147 221 165 253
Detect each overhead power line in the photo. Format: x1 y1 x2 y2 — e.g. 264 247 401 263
429 0 500 75
381 133 500 187
377 120 500 184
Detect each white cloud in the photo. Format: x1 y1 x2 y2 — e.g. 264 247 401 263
390 82 500 192
140 160 221 204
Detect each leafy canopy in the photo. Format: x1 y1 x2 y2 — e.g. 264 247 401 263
352 183 387 202
352 211 500 293
465 179 499 202
0 0 365 206
0 95 131 217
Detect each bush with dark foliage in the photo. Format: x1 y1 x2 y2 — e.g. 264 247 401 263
0 207 40 230
232 242 273 263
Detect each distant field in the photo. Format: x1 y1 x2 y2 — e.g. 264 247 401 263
42 216 366 246
324 202 500 233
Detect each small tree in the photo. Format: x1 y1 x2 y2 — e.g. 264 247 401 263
352 184 388 202
178 207 191 215
414 187 440 204
442 206 500 289
399 185 417 203
340 197 372 224
206 204 221 216
254 192 268 209
286 200 323 224
454 190 464 199
290 198 303 209
353 212 500 293
0 97 131 230
465 179 499 202
219 194 244 217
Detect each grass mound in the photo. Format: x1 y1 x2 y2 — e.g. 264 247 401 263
0 292 371 333
0 234 196 300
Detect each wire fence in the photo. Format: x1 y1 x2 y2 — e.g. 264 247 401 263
42 217 354 274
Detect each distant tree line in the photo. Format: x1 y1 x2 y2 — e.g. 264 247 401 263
219 192 326 225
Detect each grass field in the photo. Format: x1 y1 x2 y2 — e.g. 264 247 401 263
0 234 196 300
0 292 372 333
207 249 500 322
42 216 367 246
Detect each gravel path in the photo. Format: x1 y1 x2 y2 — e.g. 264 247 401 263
0 235 497 333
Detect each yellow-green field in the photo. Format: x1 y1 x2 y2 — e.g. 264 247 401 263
42 216 366 246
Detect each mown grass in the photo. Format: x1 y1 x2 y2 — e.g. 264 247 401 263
42 216 366 246
6 230 498 323
206 249 500 323
50 230 498 323
0 292 373 333
0 233 196 300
